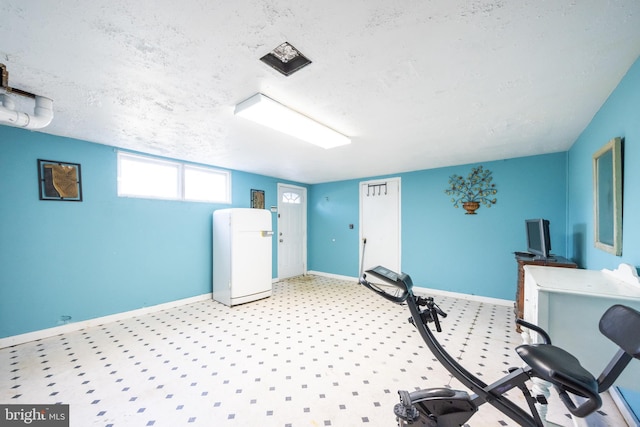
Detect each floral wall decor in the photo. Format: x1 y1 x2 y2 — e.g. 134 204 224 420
445 165 497 214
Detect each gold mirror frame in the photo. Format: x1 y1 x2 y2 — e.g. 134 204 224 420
593 137 622 255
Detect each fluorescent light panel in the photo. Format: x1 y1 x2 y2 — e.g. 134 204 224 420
234 93 350 149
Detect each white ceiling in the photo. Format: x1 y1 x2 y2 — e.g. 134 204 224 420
2 1 639 184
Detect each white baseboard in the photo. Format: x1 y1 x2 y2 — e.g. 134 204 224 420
412 286 514 307
0 293 213 349
305 270 357 283
307 270 514 307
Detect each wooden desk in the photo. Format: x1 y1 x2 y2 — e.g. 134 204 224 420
514 254 576 331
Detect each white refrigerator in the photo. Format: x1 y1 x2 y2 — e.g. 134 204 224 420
213 208 273 306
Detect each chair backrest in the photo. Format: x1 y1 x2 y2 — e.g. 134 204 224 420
599 304 640 358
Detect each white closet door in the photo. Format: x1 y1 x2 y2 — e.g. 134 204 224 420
359 177 401 276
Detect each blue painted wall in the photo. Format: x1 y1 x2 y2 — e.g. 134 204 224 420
566 55 640 421
0 126 301 338
567 56 640 270
308 179 361 275
3 55 638 340
309 153 568 300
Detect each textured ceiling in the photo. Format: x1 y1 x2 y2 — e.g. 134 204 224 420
1 1 639 183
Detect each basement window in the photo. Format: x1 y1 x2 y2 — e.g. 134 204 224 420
184 164 230 203
117 152 231 203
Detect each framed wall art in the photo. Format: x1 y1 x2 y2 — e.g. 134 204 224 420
38 159 83 201
593 137 622 255
251 189 265 209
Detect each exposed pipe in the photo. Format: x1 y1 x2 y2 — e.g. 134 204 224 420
0 63 53 130
0 93 53 129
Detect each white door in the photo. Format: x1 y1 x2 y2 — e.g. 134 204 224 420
359 177 401 275
277 184 307 279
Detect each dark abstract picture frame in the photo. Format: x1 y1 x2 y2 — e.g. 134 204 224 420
251 189 265 209
38 159 83 201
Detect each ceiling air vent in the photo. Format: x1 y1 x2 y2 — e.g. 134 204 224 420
260 42 311 76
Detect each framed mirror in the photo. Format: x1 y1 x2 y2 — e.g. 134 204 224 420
593 137 622 255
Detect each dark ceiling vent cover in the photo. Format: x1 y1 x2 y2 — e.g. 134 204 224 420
260 42 311 76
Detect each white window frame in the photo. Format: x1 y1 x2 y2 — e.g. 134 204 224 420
282 191 302 204
117 151 231 203
183 164 231 203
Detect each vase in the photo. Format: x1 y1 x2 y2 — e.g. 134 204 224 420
462 201 480 215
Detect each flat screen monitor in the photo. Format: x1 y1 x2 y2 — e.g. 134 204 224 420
525 219 551 259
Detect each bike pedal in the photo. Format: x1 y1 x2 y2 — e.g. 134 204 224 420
394 402 420 423
395 390 420 422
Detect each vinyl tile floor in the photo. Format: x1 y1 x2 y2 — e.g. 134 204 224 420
1 275 626 426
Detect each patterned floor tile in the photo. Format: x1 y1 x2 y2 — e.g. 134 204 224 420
0 275 625 426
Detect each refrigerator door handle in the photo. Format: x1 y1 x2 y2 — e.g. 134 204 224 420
261 231 274 237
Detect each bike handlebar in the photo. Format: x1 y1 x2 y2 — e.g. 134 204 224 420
359 268 447 332
358 275 409 303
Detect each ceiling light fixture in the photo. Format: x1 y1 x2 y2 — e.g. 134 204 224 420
234 93 350 149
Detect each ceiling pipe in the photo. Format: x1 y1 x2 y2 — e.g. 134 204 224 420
0 63 54 130
0 93 54 129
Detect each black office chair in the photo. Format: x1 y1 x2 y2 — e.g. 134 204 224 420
516 304 640 418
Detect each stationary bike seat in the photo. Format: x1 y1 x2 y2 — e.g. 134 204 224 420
516 344 600 410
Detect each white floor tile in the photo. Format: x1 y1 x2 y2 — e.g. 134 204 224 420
1 275 626 426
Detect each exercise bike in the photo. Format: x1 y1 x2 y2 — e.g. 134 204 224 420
359 265 640 427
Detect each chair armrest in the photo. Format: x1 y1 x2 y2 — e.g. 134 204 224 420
516 318 552 344
556 388 601 418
